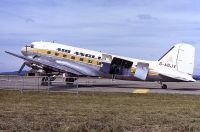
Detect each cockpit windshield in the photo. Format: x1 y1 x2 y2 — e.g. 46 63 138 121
25 44 34 48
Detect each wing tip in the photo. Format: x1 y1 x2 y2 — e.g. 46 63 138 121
5 51 11 54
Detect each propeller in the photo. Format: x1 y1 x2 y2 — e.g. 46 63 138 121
18 44 29 73
18 62 26 73
25 45 28 56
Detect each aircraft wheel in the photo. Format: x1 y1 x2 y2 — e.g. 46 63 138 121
65 78 76 85
41 78 48 86
162 84 167 89
41 77 51 86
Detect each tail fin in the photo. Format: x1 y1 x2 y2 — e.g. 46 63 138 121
158 43 195 75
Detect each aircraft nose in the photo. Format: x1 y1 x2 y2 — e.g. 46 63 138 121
21 47 27 56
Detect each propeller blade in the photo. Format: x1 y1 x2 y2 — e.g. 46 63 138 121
18 63 26 73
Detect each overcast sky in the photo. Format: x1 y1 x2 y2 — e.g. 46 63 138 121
0 0 200 74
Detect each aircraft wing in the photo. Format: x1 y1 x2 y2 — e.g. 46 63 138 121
5 51 100 76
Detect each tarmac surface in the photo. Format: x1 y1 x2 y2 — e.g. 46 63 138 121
76 78 200 95
0 76 200 95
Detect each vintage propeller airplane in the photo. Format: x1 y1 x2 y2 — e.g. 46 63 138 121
6 41 195 89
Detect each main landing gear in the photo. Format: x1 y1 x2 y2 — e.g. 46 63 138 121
65 77 77 85
158 82 168 89
41 76 56 86
161 84 167 89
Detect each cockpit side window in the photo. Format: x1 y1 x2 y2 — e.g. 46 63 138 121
80 53 85 56
30 45 34 48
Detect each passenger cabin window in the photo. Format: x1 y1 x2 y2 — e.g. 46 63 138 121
65 50 71 53
47 51 51 54
55 52 59 56
57 48 61 51
80 53 84 56
75 52 79 55
92 55 95 58
98 57 101 60
85 54 91 58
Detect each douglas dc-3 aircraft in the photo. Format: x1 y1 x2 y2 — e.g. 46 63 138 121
6 41 195 89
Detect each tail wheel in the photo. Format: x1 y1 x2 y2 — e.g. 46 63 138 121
162 84 167 89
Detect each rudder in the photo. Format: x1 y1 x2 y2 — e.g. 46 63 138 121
158 43 195 75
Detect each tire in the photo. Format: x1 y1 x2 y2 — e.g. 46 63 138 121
162 84 167 89
41 77 51 86
65 78 76 85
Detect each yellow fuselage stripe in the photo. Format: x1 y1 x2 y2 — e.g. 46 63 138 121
27 48 101 66
27 48 158 76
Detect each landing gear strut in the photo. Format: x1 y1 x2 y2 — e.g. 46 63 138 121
41 76 56 86
158 82 168 89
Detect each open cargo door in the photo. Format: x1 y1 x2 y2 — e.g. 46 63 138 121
100 57 133 76
109 57 133 75
134 62 149 80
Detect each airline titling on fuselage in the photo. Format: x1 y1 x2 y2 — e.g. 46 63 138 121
6 41 195 89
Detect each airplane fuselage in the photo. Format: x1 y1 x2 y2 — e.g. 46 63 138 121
19 41 183 82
